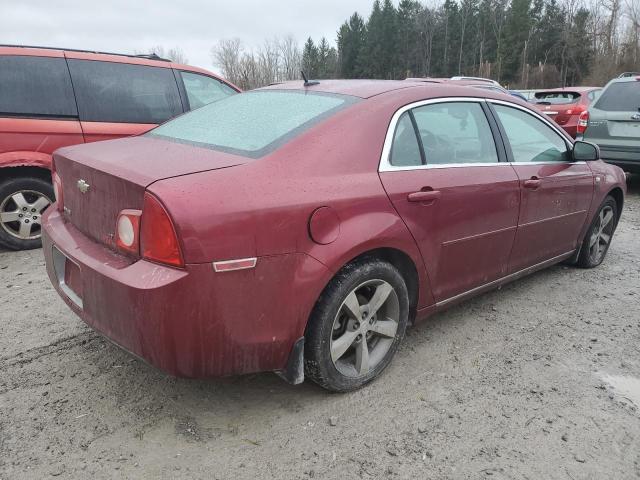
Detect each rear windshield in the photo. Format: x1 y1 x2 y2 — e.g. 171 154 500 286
534 92 581 104
148 90 357 158
594 81 640 111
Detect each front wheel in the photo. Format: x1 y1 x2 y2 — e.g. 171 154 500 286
577 196 618 268
304 259 409 392
0 176 54 250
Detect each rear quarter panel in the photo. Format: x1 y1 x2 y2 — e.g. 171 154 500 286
148 92 436 313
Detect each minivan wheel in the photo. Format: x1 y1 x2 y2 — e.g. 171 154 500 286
577 195 618 268
0 177 54 250
304 259 409 392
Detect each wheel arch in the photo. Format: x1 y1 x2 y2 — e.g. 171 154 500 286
607 187 624 223
0 165 53 184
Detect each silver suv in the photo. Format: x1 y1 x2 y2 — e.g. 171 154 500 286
581 75 640 173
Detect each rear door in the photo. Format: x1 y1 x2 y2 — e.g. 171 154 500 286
379 99 520 303
66 59 183 143
489 101 594 273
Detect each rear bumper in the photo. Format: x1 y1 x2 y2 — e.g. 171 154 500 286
42 208 329 378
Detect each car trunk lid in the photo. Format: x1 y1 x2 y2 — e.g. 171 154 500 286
54 136 249 247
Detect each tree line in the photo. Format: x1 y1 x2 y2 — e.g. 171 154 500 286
212 0 640 90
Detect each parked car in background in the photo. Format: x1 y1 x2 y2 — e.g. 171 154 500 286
532 87 601 138
42 80 625 392
512 89 541 101
0 45 239 250
581 75 640 173
407 77 527 101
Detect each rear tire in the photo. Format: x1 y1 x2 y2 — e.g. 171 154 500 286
304 258 409 392
577 195 618 268
0 176 54 251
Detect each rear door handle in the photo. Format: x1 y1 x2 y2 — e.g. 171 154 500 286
407 190 441 203
523 177 541 189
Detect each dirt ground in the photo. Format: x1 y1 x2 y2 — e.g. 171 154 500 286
1 176 639 480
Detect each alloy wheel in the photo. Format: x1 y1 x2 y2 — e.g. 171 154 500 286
588 205 614 264
330 279 400 377
0 190 51 241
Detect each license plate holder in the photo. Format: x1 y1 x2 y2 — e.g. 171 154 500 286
52 246 83 309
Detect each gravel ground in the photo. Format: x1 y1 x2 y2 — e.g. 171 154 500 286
1 175 639 480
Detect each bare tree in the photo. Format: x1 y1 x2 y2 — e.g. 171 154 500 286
143 45 189 63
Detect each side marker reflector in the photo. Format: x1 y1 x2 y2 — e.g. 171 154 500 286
213 257 257 272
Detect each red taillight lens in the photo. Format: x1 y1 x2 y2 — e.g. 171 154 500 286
577 110 589 134
140 193 184 267
115 209 142 254
52 172 63 213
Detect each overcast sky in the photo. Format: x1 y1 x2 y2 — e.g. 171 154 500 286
1 0 375 73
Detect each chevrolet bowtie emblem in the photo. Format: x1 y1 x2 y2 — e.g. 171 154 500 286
77 179 90 193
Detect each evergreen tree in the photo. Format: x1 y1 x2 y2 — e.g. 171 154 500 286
302 37 319 78
337 13 366 78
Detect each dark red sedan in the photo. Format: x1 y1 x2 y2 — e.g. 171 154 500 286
42 80 626 392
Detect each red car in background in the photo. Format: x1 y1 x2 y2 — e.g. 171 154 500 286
0 45 239 250
42 80 626 392
532 87 601 138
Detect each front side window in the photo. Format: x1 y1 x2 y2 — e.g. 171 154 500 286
0 56 77 118
149 90 357 158
180 71 236 110
493 104 569 163
68 59 182 124
411 102 498 165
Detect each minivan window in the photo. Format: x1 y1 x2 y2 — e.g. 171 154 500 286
149 90 357 158
0 56 77 118
180 71 236 110
411 102 498 165
594 81 640 111
67 59 182 123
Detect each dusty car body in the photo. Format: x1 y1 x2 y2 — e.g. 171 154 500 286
42 80 626 391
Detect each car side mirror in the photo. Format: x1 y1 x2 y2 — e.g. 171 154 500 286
573 141 600 161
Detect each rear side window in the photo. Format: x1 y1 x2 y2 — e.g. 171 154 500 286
180 71 236 110
534 92 580 104
595 81 640 111
68 59 182 123
149 90 357 158
411 102 498 165
390 112 422 167
0 56 77 118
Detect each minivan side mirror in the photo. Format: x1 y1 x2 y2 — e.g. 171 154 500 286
573 141 600 161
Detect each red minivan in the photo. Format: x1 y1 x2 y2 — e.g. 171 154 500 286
0 45 239 250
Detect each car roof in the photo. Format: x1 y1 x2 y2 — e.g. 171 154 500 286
258 79 527 105
0 44 235 87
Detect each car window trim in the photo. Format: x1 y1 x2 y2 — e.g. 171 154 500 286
379 97 507 172
486 99 581 165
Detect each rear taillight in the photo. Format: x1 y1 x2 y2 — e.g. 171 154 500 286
577 110 589 134
115 209 142 254
140 193 184 267
52 172 63 212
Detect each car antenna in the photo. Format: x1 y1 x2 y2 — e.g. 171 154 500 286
301 71 320 87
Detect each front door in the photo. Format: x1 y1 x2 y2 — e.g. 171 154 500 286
379 100 520 303
489 102 594 272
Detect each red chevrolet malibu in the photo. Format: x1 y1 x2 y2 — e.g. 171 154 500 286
42 80 626 391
